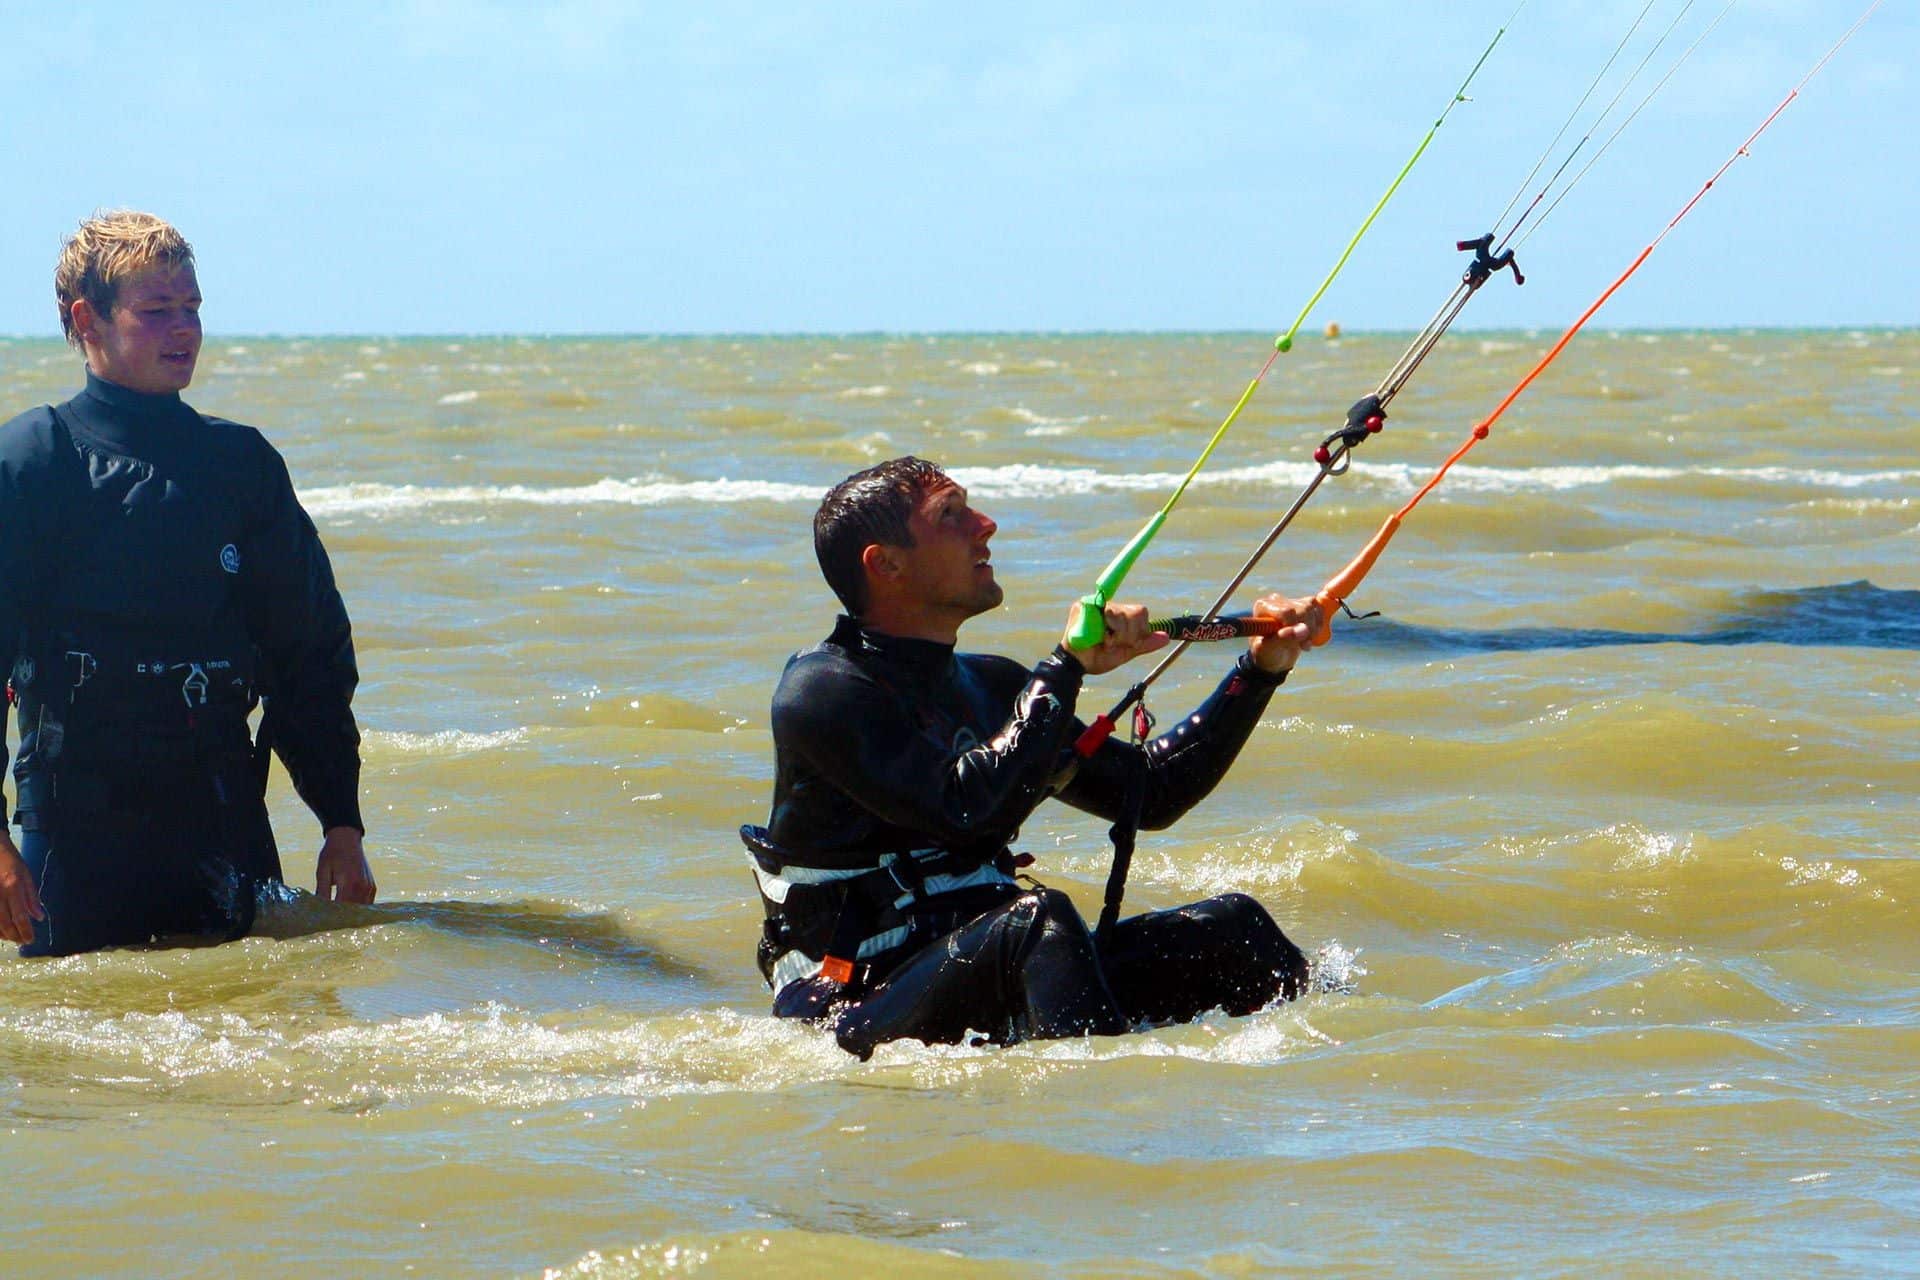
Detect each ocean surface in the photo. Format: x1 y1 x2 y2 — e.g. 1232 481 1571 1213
0 329 1914 1278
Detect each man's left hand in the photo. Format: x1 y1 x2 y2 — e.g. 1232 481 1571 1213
316 826 376 904
1247 593 1318 675
1068 602 1170 676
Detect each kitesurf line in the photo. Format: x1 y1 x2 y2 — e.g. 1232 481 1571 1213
1072 0 1726 762
1307 0 1882 649
1489 0 1706 255
1484 0 1664 239
1351 0 1725 410
1511 0 1735 253
1062 1 1527 652
1080 0 1879 937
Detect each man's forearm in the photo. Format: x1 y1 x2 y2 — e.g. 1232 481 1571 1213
1061 654 1286 830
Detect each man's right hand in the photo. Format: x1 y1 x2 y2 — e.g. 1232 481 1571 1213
0 831 45 947
1064 602 1170 676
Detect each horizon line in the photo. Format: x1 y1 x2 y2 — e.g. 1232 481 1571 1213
3 323 1915 343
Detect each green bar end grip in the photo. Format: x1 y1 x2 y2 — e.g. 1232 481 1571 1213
1067 592 1108 649
1068 509 1169 650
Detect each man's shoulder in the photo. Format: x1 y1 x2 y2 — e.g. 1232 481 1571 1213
958 649 1031 674
774 639 866 693
956 649 1036 688
193 411 283 468
0 404 73 488
779 640 1030 683
0 403 64 455
769 636 878 727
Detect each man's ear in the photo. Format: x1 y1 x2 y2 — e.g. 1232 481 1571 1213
69 297 100 347
860 542 901 585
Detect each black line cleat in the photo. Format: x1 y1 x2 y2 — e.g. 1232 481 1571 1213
1457 232 1524 288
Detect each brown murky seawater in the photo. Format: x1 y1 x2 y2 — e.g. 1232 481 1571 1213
1 330 1915 1278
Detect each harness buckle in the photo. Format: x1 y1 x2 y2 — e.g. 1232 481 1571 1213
820 955 856 984
64 650 96 689
881 850 929 904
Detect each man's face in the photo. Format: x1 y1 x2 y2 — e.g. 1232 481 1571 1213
81 263 202 395
895 480 1003 622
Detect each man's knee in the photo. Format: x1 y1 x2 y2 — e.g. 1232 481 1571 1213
17 826 260 959
1199 892 1309 1010
1024 887 1086 930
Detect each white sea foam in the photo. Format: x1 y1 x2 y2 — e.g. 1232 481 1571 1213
436 389 480 405
1007 405 1088 437
364 728 532 755
948 460 1327 496
959 459 1920 498
301 477 821 517
298 459 1920 518
1599 823 1693 872
1006 405 1077 425
0 1002 850 1109
1346 461 1920 496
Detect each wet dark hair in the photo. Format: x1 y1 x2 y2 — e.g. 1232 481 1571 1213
813 456 950 615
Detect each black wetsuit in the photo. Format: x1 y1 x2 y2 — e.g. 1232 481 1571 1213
0 373 362 956
747 614 1308 1057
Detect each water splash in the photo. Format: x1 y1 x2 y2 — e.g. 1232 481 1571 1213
1309 941 1368 996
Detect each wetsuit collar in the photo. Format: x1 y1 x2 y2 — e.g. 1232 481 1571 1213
80 370 196 415
829 614 957 682
69 372 202 458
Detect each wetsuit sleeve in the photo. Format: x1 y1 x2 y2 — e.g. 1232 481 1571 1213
1056 653 1286 831
0 410 58 827
0 455 26 825
243 440 363 833
773 647 1085 848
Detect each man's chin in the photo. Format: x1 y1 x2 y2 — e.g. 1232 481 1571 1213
945 583 1005 626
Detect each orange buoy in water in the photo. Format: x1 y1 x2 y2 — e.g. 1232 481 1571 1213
1324 321 1342 339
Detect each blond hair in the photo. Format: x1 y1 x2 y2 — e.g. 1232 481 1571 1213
54 210 196 346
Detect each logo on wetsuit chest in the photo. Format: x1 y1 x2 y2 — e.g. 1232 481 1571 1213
917 717 979 756
219 544 241 574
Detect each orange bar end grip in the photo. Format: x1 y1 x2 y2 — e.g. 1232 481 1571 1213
1311 513 1402 646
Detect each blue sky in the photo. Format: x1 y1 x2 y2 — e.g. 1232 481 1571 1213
2 1 1911 334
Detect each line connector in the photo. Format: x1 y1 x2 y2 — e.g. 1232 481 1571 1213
1458 232 1524 287
1315 393 1387 469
